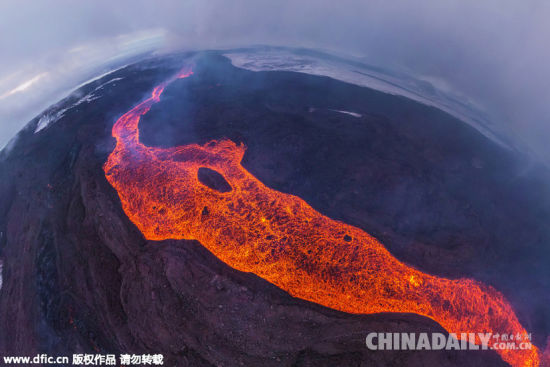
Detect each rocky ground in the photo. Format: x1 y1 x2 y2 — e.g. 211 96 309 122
0 51 548 366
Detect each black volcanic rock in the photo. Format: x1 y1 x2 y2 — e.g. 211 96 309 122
198 167 232 193
140 53 550 346
0 49 547 367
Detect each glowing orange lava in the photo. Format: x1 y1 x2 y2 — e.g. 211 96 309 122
104 69 540 367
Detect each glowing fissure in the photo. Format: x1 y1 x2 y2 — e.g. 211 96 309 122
104 69 540 367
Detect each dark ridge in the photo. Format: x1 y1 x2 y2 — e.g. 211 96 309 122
36 225 60 327
198 167 232 193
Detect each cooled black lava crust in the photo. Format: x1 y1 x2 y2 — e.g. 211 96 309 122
0 50 548 366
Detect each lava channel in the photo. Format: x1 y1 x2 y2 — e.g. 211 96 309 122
104 68 541 367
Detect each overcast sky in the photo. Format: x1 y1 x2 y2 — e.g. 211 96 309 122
0 0 548 163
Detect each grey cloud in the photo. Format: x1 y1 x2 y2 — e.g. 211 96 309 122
0 0 548 163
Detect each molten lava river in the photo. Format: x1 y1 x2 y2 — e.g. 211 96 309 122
104 69 541 367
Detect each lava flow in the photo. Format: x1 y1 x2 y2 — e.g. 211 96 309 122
104 68 540 367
